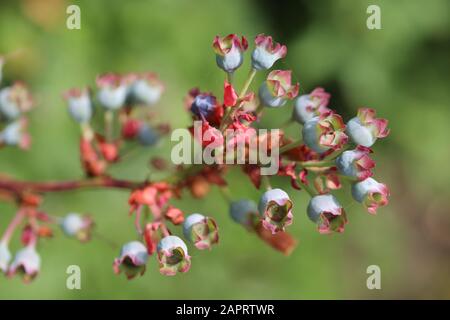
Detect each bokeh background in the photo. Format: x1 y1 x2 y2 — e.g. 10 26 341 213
0 0 449 299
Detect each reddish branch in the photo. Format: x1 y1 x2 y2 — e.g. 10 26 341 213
0 176 143 197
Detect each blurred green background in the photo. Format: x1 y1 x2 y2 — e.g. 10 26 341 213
0 0 449 299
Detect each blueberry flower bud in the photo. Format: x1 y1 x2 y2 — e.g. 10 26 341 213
213 34 248 73
346 108 389 147
258 188 293 234
0 82 33 120
63 87 93 123
60 213 94 242
307 194 347 234
336 146 375 181
113 241 149 280
157 235 191 276
96 73 128 110
8 245 41 283
303 112 348 153
251 34 287 70
0 119 30 149
229 199 259 228
190 94 217 119
183 213 219 250
129 72 164 106
351 177 389 214
292 87 331 124
259 70 299 108
0 241 11 273
138 124 159 146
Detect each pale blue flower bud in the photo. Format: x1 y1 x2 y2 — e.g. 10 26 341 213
0 241 11 273
229 200 258 227
138 124 159 146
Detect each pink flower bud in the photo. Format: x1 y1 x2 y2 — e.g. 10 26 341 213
258 188 293 234
351 177 389 214
213 34 248 73
63 87 93 123
292 87 331 124
0 82 33 120
113 241 149 280
121 118 141 139
252 34 287 70
129 72 164 106
336 146 375 181
157 235 191 276
183 213 219 250
60 213 94 242
8 245 41 283
0 118 31 149
303 112 348 153
346 108 389 147
259 70 299 108
96 73 128 110
307 194 347 234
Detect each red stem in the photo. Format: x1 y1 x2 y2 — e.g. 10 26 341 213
1 208 25 243
0 176 143 196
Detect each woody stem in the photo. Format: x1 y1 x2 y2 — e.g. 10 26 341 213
0 176 143 196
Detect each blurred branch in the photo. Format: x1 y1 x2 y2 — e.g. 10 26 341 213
0 176 143 198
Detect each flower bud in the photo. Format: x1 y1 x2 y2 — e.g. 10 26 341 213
129 72 164 106
292 87 331 124
213 34 248 73
0 241 11 273
60 213 94 242
190 94 217 119
0 119 30 149
259 70 299 108
0 82 33 120
96 73 128 110
258 188 293 234
351 177 389 214
183 213 219 250
336 146 375 181
251 34 287 70
346 108 389 147
157 235 191 276
307 194 347 234
229 199 258 228
113 241 149 279
63 87 93 123
121 118 141 139
8 245 41 283
302 112 348 153
138 124 159 146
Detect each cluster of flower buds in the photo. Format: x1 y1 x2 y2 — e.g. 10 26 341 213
0 34 391 282
114 181 219 278
63 72 167 177
0 188 99 282
184 34 390 243
0 57 33 149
